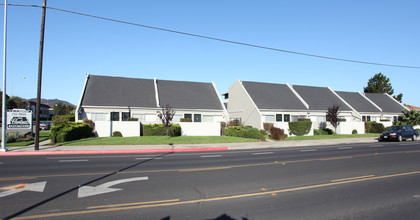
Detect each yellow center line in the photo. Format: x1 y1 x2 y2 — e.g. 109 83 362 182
331 175 375 182
86 199 180 209
178 166 232 172
320 156 353 161
12 170 420 220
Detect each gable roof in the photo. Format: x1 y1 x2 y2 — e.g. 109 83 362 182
80 75 224 111
157 79 223 110
81 75 157 108
364 93 406 113
242 81 307 110
336 91 381 113
292 85 352 111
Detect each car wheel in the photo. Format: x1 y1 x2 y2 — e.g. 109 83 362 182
397 135 402 142
413 135 418 141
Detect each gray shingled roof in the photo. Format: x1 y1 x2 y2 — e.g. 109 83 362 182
364 93 405 113
242 81 307 110
81 75 157 108
292 85 352 111
336 91 381 113
157 79 224 110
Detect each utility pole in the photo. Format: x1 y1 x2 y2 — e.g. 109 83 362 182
35 0 47 151
1 0 8 152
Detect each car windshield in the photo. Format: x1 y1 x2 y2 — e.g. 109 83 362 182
388 126 402 132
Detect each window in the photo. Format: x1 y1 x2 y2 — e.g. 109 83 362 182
276 114 282 122
122 112 130 121
393 116 397 123
132 114 145 121
184 114 192 119
145 114 156 122
367 116 371 122
203 115 213 122
111 112 119 121
362 116 366 122
284 114 290 122
264 115 275 122
172 115 182 122
317 116 326 122
91 113 107 121
194 114 201 122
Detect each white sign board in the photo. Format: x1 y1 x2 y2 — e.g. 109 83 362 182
6 110 32 129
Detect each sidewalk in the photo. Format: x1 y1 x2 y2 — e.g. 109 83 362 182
0 137 378 156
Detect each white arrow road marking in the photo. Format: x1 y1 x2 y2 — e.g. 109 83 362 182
0 181 46 198
78 177 148 198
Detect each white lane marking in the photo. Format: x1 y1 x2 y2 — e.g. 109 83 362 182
135 157 162 160
300 149 317 152
414 195 420 198
369 145 383 148
59 159 89 163
78 177 148 198
0 162 3 164
252 152 273 155
338 147 352 150
0 181 47 198
200 155 223 158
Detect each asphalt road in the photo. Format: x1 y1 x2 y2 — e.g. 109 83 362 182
1 141 420 219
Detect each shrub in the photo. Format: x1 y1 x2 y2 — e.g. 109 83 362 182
52 115 75 125
6 132 24 143
82 118 95 129
50 122 93 143
143 124 181 136
270 126 285 140
352 129 358 134
263 123 273 131
314 129 328 135
180 118 192 122
127 118 139 121
324 128 335 135
365 121 385 133
260 130 267 135
297 118 311 122
288 121 312 136
112 131 123 137
225 126 265 140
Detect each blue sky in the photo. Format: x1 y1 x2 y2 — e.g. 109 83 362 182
1 0 419 106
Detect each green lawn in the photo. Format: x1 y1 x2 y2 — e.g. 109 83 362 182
59 136 263 146
284 133 379 141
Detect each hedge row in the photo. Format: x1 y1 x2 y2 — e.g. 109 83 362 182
225 126 265 140
143 124 181 136
288 121 312 136
50 122 93 143
365 121 385 133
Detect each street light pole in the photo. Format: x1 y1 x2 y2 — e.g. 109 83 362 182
35 0 47 151
1 0 8 152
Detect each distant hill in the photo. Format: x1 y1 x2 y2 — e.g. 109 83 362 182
28 98 75 107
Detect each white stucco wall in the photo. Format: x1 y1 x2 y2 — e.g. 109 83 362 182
336 122 365 134
180 122 221 136
94 121 142 137
227 80 262 129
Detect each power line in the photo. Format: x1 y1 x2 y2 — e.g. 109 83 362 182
6 3 420 69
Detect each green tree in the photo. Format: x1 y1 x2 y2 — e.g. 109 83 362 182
53 101 74 115
397 109 420 127
364 73 403 102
